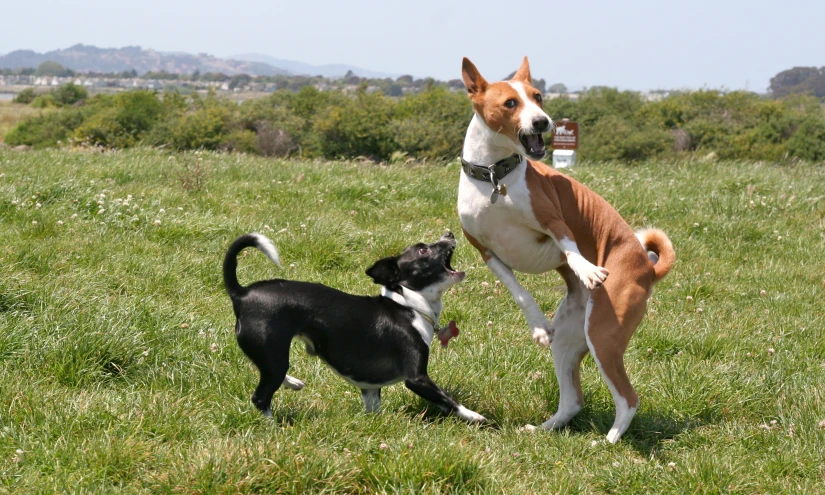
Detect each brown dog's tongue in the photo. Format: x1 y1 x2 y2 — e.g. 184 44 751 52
437 320 460 348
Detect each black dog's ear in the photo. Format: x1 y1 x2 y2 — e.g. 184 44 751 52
366 256 400 288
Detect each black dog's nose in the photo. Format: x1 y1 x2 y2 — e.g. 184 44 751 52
443 231 454 239
532 117 550 132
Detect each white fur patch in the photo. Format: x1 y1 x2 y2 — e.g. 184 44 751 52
380 286 439 346
362 389 381 413
559 237 608 290
282 374 306 390
250 232 281 267
455 405 486 423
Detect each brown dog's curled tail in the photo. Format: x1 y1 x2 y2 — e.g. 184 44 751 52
635 228 675 283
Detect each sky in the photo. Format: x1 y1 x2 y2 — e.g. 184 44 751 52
2 0 823 92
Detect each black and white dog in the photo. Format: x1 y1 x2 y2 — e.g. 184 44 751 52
223 231 486 422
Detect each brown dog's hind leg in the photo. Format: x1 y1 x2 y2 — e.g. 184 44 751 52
584 282 647 443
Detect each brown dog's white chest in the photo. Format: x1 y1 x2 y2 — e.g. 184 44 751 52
458 170 564 274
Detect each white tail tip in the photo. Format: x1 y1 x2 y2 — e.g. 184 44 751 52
250 232 281 267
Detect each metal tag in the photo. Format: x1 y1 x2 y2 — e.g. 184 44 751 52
490 189 499 204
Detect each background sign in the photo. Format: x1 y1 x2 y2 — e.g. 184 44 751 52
551 121 579 150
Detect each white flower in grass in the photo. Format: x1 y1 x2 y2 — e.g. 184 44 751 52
667 462 676 471
768 348 775 356
153 219 161 226
57 220 63 226
209 342 218 353
379 442 388 450
159 208 165 213
760 290 767 296
31 220 37 225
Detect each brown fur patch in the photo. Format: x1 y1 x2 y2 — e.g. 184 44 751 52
462 227 492 262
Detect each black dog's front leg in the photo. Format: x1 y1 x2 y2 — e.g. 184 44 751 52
404 374 486 423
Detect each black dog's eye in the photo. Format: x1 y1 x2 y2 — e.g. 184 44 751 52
418 247 429 255
534 93 543 104
504 99 518 109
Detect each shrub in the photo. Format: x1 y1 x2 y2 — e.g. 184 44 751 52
392 87 471 160
53 83 88 106
313 89 396 160
220 129 259 154
787 117 825 162
581 115 673 162
12 88 37 104
255 123 296 157
73 91 165 148
5 108 89 148
166 103 231 151
31 94 58 109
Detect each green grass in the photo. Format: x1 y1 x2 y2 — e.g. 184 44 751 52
1 148 824 494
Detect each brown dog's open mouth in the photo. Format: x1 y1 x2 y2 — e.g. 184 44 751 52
519 133 546 159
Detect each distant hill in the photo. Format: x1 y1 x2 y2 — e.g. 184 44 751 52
0 44 289 76
231 53 398 79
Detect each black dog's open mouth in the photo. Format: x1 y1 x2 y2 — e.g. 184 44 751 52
444 249 465 279
519 133 546 159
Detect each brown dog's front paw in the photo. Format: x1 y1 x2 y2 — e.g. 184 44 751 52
583 266 609 290
531 325 553 347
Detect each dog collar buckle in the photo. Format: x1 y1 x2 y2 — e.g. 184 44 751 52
487 165 507 204
461 154 519 204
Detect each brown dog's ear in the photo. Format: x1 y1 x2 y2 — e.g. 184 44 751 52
366 256 400 288
462 57 488 96
512 56 531 83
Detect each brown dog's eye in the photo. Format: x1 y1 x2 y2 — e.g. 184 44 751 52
534 93 543 104
504 99 517 109
418 247 429 255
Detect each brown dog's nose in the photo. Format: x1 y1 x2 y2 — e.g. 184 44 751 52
532 117 550 132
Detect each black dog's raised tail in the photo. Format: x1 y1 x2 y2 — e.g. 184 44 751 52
223 233 282 298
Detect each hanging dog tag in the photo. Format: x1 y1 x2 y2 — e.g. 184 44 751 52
488 165 502 204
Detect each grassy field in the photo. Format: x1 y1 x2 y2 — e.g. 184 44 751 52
0 148 824 494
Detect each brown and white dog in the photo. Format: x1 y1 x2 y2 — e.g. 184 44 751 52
457 57 675 443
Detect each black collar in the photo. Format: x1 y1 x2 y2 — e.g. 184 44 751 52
460 153 522 203
460 153 522 183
